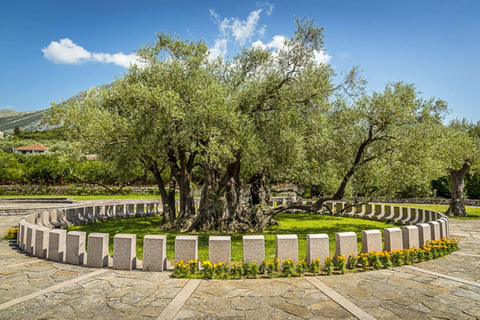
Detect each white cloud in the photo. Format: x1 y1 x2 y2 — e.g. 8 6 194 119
209 39 228 60
211 9 264 47
42 38 143 68
338 52 349 59
252 35 331 64
42 38 91 64
265 3 274 16
314 50 332 64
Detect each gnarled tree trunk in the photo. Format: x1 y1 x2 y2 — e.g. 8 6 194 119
447 163 470 217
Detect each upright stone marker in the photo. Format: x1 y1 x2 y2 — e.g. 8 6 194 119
276 234 298 262
66 231 86 265
175 235 198 263
48 229 66 262
428 221 441 240
87 233 110 268
438 219 447 238
384 227 402 251
402 225 419 249
209 236 231 264
25 225 37 255
417 223 432 246
361 230 382 253
143 235 167 271
34 227 50 258
335 232 358 258
306 234 329 264
243 235 265 263
113 234 137 270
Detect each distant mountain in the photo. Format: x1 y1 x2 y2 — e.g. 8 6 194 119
0 109 46 132
0 85 109 133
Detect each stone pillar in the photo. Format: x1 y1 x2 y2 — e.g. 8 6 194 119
417 223 431 246
126 204 136 218
438 219 447 238
175 236 198 263
66 231 86 265
34 227 50 258
105 205 115 220
87 233 110 268
18 220 26 249
402 225 419 249
383 205 394 220
306 234 329 264
209 236 231 264
243 235 265 263
146 203 156 216
85 206 95 223
276 234 298 262
335 232 358 259
428 221 441 240
113 234 137 270
115 205 126 219
384 227 403 251
136 203 146 217
25 225 37 255
143 235 167 271
48 229 67 262
361 230 382 253
95 206 107 222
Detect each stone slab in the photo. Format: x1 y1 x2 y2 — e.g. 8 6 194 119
113 233 137 270
48 229 66 262
335 232 357 258
66 231 86 265
243 235 265 263
175 235 198 263
402 225 419 249
384 227 402 251
209 236 231 264
306 234 329 264
87 233 110 268
361 229 382 253
143 234 167 271
276 234 298 262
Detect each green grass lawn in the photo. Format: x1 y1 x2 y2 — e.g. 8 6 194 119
382 203 480 220
68 213 395 262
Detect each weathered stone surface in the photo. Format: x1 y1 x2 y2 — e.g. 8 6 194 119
361 229 382 253
402 225 420 249
143 235 167 271
209 236 231 264
384 227 402 251
48 229 66 262
66 231 86 265
428 221 441 240
175 235 198 263
113 233 137 270
438 219 447 238
417 223 432 246
25 225 37 254
276 234 298 262
243 235 265 263
306 234 329 263
34 226 49 258
335 232 358 258
87 233 109 268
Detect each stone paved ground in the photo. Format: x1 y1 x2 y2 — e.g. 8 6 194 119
0 212 479 319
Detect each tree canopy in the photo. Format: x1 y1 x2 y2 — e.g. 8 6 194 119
50 17 454 230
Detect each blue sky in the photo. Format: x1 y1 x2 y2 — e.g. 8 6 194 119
1 0 479 121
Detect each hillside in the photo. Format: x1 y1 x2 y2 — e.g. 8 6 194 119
0 109 46 132
0 84 109 133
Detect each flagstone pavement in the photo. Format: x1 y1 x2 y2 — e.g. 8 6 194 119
0 213 479 319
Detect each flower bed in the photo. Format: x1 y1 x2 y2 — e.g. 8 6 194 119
171 238 459 279
3 227 18 240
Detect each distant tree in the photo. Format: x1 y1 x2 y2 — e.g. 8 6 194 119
439 119 480 216
13 126 21 135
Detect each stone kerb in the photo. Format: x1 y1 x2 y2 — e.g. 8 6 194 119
48 229 66 262
175 235 198 263
402 225 419 249
87 233 110 268
306 234 329 264
143 235 167 271
66 231 86 265
34 226 49 258
209 236 231 264
276 234 299 262
384 227 402 251
113 234 137 270
335 232 357 259
243 235 265 263
417 223 431 246
361 230 382 253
